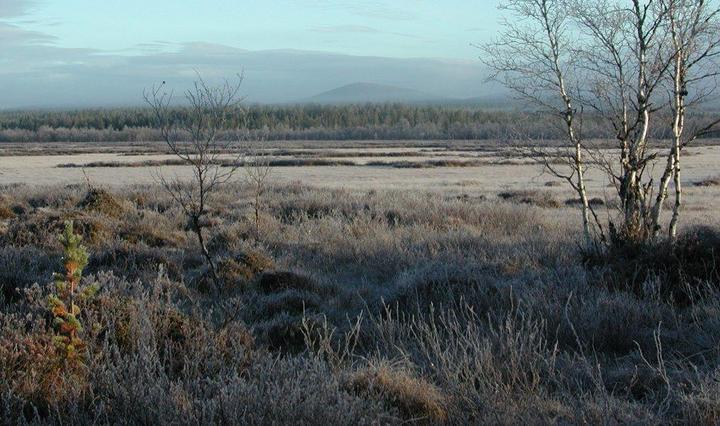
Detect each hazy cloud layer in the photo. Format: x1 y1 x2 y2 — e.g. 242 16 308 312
0 0 497 108
301 0 418 21
0 41 492 108
0 0 36 18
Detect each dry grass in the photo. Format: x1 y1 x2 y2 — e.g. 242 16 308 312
366 159 487 168
0 183 719 424
77 187 126 218
345 362 449 424
57 158 359 168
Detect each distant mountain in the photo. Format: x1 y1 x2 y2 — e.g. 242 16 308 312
299 82 522 108
1 41 505 108
305 82 449 104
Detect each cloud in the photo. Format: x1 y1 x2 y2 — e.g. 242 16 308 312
309 24 428 43
310 25 381 34
301 1 417 21
0 22 56 45
0 42 491 108
0 0 36 18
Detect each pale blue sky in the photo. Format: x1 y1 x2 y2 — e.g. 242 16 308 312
0 0 505 107
12 0 502 58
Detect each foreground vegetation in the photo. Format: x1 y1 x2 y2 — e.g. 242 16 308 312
1 182 719 424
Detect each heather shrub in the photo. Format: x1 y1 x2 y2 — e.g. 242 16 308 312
693 176 720 187
89 242 183 282
1 210 113 249
497 190 561 208
1 211 67 250
0 247 56 304
118 210 186 248
584 226 720 303
256 271 319 294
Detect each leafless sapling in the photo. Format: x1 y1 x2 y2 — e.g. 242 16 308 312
144 74 245 290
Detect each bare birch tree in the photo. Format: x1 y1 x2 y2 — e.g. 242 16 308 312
483 0 598 245
488 0 720 246
245 149 273 237
573 0 720 243
570 0 675 243
144 74 244 290
655 0 720 238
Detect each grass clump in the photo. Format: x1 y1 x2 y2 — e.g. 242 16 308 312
77 187 124 218
345 362 449 424
0 203 15 220
218 249 275 291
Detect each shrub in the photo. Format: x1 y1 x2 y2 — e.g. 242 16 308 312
256 271 318 294
584 226 720 303
693 176 720 187
0 247 56 303
497 190 560 208
89 242 183 282
1 211 112 249
565 197 605 207
118 213 185 248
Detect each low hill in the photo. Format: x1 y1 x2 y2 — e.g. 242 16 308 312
305 82 448 104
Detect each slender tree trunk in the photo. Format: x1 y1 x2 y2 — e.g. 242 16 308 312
572 130 592 245
669 141 682 239
255 192 261 235
194 218 220 290
659 29 685 240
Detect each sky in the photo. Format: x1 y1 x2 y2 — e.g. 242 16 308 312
0 0 505 107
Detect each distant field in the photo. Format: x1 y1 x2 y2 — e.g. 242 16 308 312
1 140 719 225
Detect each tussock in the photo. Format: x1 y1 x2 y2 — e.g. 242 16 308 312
77 188 124 218
345 362 449 424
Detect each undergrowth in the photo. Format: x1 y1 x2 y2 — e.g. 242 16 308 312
0 184 718 424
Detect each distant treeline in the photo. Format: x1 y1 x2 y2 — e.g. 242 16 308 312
0 104 718 142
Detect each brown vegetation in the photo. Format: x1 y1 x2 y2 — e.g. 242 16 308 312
0 183 719 424
694 176 720 187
